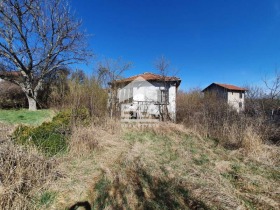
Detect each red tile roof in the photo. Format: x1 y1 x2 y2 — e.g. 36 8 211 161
0 71 21 77
214 83 247 91
114 72 181 84
203 83 247 91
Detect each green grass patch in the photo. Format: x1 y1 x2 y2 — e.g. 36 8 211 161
123 130 169 143
193 154 210 165
33 191 57 209
0 109 54 126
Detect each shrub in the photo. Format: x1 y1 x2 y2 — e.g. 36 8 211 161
13 110 72 156
0 80 27 109
62 74 108 123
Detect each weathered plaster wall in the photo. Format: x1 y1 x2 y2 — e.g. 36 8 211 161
227 91 245 112
118 80 177 121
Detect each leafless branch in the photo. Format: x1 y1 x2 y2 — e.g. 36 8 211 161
0 0 92 110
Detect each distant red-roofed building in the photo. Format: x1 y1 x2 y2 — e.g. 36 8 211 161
0 71 22 82
202 83 247 112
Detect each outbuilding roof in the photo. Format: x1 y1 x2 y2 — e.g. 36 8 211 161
202 83 247 92
0 71 21 77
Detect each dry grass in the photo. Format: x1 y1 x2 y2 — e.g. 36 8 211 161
1 119 278 210
0 142 55 210
69 119 122 157
46 120 126 209
177 90 280 148
0 122 15 142
43 123 279 210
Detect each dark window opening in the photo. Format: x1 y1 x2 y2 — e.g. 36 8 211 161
239 102 242 108
239 92 242 99
157 89 169 104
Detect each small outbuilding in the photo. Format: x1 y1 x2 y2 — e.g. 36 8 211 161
202 83 247 112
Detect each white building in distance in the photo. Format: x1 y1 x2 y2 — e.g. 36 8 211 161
202 83 247 112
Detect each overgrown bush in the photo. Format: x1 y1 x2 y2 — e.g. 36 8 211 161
50 71 109 125
38 68 70 109
0 69 70 109
176 90 279 150
67 76 108 120
0 80 27 109
13 110 72 156
12 108 95 156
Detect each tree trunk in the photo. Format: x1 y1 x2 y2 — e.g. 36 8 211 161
27 96 37 111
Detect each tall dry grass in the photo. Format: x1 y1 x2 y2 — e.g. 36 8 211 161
63 75 108 122
69 119 121 157
14 119 277 209
82 124 279 210
0 142 55 210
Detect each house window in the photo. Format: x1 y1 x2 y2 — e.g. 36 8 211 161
119 87 133 103
128 88 133 103
157 89 169 104
239 102 242 108
239 92 242 99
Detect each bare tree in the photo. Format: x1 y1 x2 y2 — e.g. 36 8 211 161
0 0 91 110
262 71 280 118
263 70 280 100
96 58 132 88
95 58 132 118
243 84 265 116
154 56 178 121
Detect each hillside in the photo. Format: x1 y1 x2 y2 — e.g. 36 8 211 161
0 115 279 209
9 122 280 209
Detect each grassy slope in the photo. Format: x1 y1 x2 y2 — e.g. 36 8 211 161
45 124 279 210
0 109 54 126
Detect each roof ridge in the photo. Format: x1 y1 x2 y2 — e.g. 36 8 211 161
215 82 241 87
112 72 181 86
126 72 156 78
127 72 176 78
213 83 247 91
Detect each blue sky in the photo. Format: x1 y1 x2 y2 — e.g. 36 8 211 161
70 0 280 90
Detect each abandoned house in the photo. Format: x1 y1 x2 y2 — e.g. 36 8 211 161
108 72 181 122
202 83 247 112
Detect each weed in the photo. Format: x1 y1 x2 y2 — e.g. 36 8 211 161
34 191 57 208
242 198 256 210
193 154 209 165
